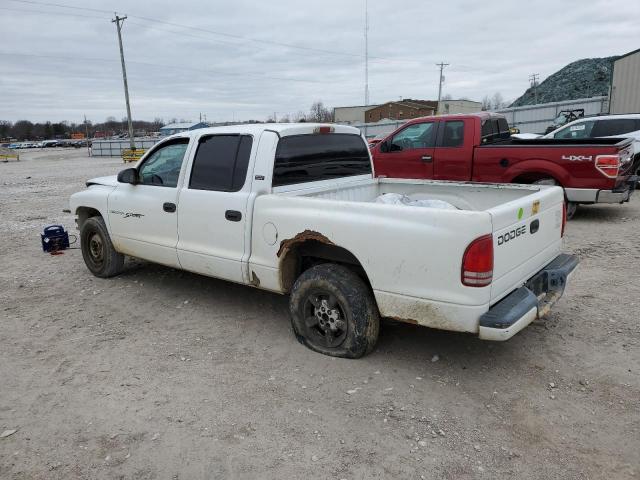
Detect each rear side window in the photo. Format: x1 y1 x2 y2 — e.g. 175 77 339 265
273 134 371 187
591 119 639 137
189 135 252 192
440 120 465 147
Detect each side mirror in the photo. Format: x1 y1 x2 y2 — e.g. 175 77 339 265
380 141 389 153
117 167 139 184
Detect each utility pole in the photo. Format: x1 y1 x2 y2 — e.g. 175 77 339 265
84 114 90 156
112 14 135 150
529 73 540 104
436 62 449 115
364 0 369 106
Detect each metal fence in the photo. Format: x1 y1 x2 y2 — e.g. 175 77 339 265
92 138 160 157
348 120 407 139
496 96 609 134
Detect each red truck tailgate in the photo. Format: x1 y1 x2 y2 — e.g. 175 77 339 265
488 185 565 304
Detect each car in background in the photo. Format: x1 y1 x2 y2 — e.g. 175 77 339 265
543 114 640 180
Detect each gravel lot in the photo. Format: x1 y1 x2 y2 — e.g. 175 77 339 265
1 149 639 479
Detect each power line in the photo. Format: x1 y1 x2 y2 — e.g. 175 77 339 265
8 0 113 14
0 51 332 84
5 0 428 67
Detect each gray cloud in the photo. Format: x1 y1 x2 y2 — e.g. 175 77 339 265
0 0 636 124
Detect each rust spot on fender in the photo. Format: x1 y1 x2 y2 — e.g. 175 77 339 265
276 229 334 258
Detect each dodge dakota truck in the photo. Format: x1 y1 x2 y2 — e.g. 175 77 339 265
70 123 578 358
371 112 637 218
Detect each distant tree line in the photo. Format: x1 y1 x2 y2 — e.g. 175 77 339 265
0 117 165 141
1 101 335 141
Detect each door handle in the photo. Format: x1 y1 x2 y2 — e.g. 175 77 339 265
163 202 176 213
225 210 242 222
421 155 433 162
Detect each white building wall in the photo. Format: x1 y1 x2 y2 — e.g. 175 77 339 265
610 50 640 114
334 105 381 124
438 100 482 115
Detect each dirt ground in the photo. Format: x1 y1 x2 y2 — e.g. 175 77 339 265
1 148 638 480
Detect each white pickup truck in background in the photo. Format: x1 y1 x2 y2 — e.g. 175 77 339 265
70 123 578 358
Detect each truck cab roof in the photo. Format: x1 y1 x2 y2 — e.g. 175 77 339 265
163 123 363 142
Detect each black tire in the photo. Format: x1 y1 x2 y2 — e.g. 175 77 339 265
565 201 578 220
80 216 125 278
289 264 379 358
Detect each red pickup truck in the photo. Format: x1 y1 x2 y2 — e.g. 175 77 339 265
371 112 637 218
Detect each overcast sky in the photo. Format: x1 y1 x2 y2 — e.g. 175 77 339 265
0 0 637 124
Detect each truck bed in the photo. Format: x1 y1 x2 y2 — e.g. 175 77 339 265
278 175 550 211
270 175 565 309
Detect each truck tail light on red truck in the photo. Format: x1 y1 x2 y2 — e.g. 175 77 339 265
594 154 620 178
461 234 493 287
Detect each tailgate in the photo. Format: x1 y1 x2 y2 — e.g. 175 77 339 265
488 186 565 304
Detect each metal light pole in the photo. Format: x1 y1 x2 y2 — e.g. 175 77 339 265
364 0 369 106
112 14 135 150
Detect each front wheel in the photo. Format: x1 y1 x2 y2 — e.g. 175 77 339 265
80 216 125 278
289 264 379 358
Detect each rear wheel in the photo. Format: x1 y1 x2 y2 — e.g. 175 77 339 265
532 178 577 220
80 216 125 278
289 264 379 358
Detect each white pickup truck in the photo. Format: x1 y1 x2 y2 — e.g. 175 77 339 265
70 123 578 358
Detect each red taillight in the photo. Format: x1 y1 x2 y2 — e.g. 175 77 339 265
595 154 620 178
462 234 494 287
561 202 567 237
314 126 334 134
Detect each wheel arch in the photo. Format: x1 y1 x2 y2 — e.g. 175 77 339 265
278 232 372 293
505 160 570 186
75 206 103 230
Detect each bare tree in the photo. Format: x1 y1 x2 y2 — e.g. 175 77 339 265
441 93 453 101
491 92 506 110
308 101 333 122
481 95 492 111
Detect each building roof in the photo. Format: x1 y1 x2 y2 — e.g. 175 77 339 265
160 122 207 130
615 47 640 62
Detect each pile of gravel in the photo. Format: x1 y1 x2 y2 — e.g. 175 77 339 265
510 56 618 107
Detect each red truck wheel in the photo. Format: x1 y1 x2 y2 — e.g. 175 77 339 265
533 178 577 220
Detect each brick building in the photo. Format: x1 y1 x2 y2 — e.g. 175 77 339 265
364 99 437 122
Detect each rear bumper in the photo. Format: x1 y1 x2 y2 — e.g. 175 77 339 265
565 176 637 204
478 253 579 341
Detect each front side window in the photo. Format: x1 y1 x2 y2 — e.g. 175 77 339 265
389 122 436 151
554 121 595 139
440 120 465 147
189 135 252 192
138 140 189 187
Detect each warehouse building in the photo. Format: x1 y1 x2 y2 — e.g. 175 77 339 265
609 48 640 114
335 99 481 124
333 105 381 124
